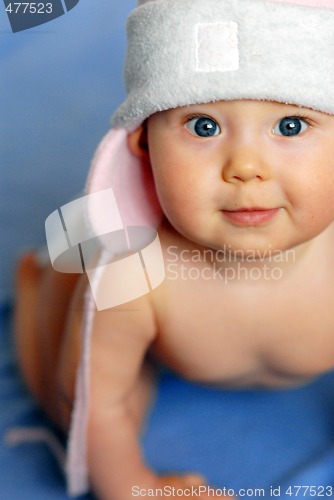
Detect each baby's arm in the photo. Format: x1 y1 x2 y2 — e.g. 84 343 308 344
86 295 212 500
86 295 159 499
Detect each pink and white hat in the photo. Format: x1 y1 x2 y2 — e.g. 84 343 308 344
114 0 334 131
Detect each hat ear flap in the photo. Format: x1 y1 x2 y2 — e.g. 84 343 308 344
85 128 162 240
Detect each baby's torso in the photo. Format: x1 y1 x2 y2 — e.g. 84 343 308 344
150 224 334 389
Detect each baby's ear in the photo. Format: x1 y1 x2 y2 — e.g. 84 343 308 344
127 121 149 160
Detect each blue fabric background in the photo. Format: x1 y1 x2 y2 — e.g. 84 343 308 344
0 0 134 302
2 2 334 499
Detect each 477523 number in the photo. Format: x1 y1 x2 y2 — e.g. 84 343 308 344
5 3 52 14
285 485 333 496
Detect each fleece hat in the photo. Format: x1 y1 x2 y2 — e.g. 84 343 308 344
113 0 334 131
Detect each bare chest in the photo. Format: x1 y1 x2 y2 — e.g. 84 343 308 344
151 259 334 388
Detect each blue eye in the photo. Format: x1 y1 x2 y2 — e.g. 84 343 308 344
273 116 309 137
186 117 221 137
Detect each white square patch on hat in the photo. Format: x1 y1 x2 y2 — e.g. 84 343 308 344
195 22 239 72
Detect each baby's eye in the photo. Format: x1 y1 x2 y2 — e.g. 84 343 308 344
272 116 309 137
185 117 221 137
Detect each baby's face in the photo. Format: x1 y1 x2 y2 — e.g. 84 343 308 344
147 100 334 255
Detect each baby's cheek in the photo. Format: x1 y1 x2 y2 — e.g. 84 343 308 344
299 192 334 235
314 187 334 217
161 194 193 228
157 191 203 238
153 180 186 225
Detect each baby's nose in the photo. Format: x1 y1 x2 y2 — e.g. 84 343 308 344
222 145 271 183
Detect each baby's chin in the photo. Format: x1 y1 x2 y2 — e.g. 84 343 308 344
191 229 332 265
163 213 327 261
170 222 277 255
173 230 305 263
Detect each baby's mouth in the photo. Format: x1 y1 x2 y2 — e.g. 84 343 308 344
222 207 280 226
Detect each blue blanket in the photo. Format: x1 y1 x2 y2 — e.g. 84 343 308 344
3 2 334 498
1 302 334 499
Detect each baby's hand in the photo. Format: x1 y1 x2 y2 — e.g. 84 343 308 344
154 473 234 498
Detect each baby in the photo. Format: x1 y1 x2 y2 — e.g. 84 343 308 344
14 0 334 499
